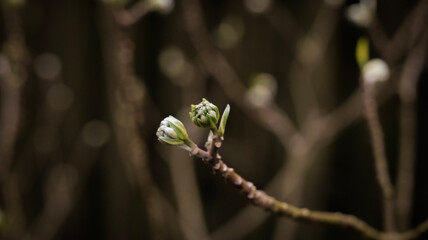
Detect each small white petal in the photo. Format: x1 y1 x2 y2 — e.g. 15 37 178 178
209 110 217 118
164 128 177 138
159 125 168 132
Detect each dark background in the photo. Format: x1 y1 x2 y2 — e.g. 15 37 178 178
0 0 427 239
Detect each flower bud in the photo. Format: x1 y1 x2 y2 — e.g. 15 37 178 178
156 116 189 146
362 59 389 84
346 3 373 27
189 98 220 130
346 0 376 28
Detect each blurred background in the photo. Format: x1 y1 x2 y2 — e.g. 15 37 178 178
0 0 427 239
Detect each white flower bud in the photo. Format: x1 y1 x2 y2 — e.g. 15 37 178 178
362 59 390 84
156 116 190 147
346 1 375 27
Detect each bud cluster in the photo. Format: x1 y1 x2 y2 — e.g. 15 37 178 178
156 99 230 152
189 98 220 131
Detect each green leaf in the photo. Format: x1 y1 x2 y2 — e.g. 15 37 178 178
218 104 230 136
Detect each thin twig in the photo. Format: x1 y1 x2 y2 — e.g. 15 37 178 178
114 0 151 26
190 143 428 240
362 81 395 231
396 39 427 230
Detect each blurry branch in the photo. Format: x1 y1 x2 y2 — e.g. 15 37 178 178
101 5 168 240
168 145 210 239
315 0 428 143
262 1 303 51
0 6 28 177
188 134 428 240
26 165 76 240
27 140 99 240
288 2 341 124
210 83 397 240
312 82 394 144
180 0 299 152
165 75 211 239
396 37 427 230
0 5 29 236
366 16 388 57
180 1 328 239
311 1 426 144
362 77 395 231
114 0 174 26
274 2 342 235
181 0 426 239
368 0 428 64
210 207 267 240
179 2 319 236
385 0 428 63
263 0 348 140
181 0 375 239
168 147 211 240
0 174 25 236
114 0 151 26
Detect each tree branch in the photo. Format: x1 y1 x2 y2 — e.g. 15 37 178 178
189 141 428 240
396 38 427 230
100 6 168 239
114 1 151 26
362 81 395 231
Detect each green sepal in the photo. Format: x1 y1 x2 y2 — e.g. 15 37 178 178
167 116 188 140
158 136 184 146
